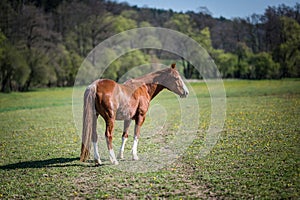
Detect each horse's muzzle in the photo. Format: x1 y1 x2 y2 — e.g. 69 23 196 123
180 90 189 98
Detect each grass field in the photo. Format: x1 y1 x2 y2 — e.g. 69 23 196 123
0 79 299 199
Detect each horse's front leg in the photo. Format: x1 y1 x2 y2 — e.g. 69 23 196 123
105 119 118 165
132 114 145 161
118 119 131 159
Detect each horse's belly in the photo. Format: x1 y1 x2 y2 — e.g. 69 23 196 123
116 106 134 120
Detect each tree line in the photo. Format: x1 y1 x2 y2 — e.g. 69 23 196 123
0 0 299 92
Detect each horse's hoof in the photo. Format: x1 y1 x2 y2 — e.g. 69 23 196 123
95 159 102 166
117 153 124 160
132 155 139 161
112 160 119 165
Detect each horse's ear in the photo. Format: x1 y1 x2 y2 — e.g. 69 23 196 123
171 63 176 69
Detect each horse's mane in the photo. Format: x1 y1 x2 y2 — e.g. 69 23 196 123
123 68 169 87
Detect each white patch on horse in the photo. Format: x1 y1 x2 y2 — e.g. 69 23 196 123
182 80 189 96
118 137 128 159
93 142 101 164
132 136 139 160
109 149 119 165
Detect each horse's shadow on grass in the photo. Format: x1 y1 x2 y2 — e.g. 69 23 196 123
0 157 85 170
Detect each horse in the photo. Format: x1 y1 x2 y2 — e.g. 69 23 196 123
79 63 189 165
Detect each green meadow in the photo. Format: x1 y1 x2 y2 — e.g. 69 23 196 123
0 80 299 199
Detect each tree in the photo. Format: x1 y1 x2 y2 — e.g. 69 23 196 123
50 44 73 87
164 15 198 78
11 4 61 90
101 48 121 81
213 50 238 78
112 15 137 33
234 42 253 78
194 27 213 51
81 12 115 65
232 18 248 43
0 0 18 41
248 52 280 79
273 17 300 77
0 35 30 92
24 48 56 89
105 50 151 81
262 6 282 52
164 13 194 36
245 14 265 53
55 0 90 38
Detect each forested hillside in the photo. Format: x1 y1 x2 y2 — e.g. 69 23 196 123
0 0 299 92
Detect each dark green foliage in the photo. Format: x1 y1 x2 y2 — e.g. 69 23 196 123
273 17 300 78
248 52 280 79
0 35 30 92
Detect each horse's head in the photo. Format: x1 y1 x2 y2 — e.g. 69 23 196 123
161 64 189 98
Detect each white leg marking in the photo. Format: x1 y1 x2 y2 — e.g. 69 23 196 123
109 149 119 165
105 137 118 165
93 142 101 165
118 137 128 159
132 136 139 160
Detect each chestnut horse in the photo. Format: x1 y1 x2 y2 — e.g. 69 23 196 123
80 64 189 165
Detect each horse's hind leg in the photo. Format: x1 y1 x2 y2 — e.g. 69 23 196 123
92 131 101 166
92 114 101 165
105 118 119 165
118 120 131 159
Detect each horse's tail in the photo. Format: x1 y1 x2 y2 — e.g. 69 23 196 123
80 81 97 162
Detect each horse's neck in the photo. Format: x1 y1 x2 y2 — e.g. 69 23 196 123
124 72 166 100
144 71 167 99
146 83 165 100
